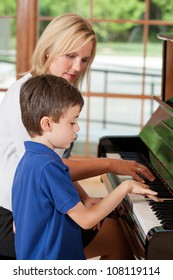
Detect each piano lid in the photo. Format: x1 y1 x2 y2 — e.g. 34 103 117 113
157 32 173 42
139 96 173 189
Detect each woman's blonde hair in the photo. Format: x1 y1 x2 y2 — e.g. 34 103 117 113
29 13 96 89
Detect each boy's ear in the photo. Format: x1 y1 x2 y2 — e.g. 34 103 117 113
40 116 52 132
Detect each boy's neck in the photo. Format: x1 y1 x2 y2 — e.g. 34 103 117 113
31 136 54 150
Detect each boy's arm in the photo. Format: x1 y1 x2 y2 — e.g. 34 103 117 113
74 181 102 207
63 158 155 183
73 181 90 202
67 180 158 229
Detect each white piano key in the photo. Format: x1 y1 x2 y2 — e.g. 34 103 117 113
118 174 162 237
127 193 162 236
106 153 162 237
106 152 122 159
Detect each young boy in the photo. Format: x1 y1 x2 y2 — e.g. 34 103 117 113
12 75 158 260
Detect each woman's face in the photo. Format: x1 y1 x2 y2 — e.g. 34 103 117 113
48 41 93 84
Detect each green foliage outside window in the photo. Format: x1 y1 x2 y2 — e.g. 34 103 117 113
0 0 16 15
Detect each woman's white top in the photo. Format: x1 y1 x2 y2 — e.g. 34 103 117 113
0 74 64 210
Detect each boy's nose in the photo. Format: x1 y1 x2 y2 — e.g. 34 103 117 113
75 123 80 132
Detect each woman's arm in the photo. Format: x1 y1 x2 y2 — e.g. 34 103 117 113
68 180 158 229
63 157 155 183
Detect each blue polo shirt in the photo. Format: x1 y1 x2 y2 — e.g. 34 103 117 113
12 141 85 260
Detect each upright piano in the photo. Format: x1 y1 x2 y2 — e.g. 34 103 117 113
98 33 173 260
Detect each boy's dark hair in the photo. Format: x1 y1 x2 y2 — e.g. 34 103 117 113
20 75 84 137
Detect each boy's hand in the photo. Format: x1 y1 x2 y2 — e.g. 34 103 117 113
125 180 161 201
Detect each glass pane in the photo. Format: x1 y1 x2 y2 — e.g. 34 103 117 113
0 90 5 104
0 18 16 98
93 0 145 20
85 97 144 156
73 97 155 155
88 22 145 95
89 97 142 135
143 99 159 125
76 96 88 142
38 20 51 36
38 0 91 34
148 24 173 45
39 0 90 17
149 0 173 21
72 95 87 156
89 67 144 95
93 21 145 52
73 96 159 156
144 26 163 99
72 141 86 156
0 1 16 16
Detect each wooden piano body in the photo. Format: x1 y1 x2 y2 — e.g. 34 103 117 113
97 32 173 261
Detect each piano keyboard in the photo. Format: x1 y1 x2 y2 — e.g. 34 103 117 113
106 152 173 239
117 175 162 239
127 193 162 237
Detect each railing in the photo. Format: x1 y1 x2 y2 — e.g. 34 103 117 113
0 63 161 131
81 67 161 129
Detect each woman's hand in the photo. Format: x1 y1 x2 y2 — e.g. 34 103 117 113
64 158 155 183
109 159 155 183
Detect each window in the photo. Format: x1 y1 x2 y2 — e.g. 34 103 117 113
1 0 173 157
0 2 16 101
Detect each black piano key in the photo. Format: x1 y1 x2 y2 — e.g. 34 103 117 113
147 184 172 198
160 218 173 224
120 151 173 199
120 151 173 230
150 203 173 211
157 214 173 219
152 204 173 208
155 209 173 214
163 223 173 230
150 201 173 207
148 200 173 226
153 193 172 199
156 208 173 213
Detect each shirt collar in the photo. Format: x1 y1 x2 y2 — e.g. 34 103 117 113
24 141 61 161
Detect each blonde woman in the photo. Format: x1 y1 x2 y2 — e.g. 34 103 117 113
0 13 154 260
